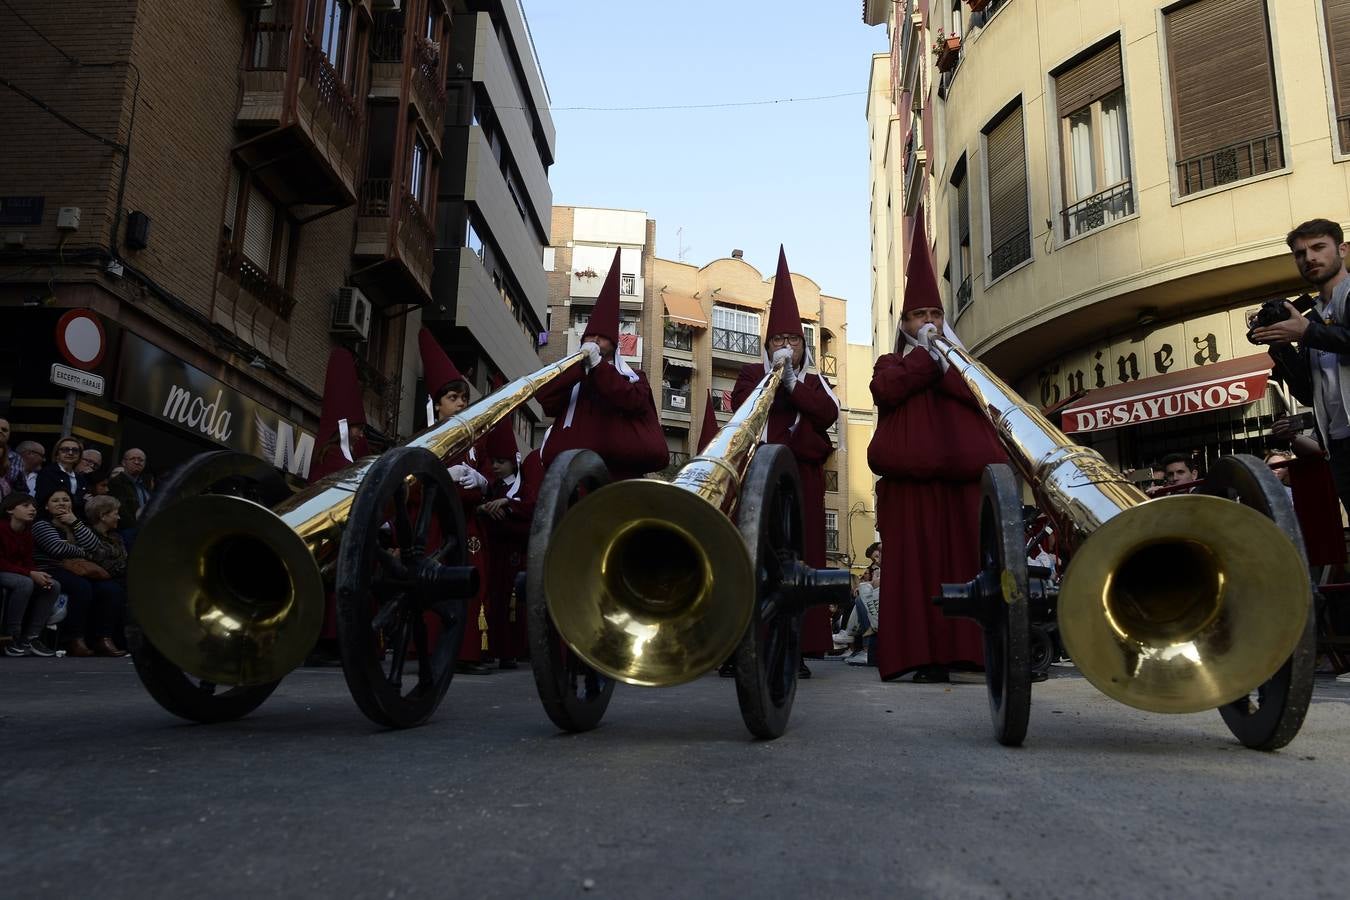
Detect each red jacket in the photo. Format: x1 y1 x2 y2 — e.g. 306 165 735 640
0 523 37 577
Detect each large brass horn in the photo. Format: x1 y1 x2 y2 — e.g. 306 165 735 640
128 352 587 686
929 333 1308 713
540 360 790 686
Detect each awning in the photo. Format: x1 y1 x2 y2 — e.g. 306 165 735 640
664 357 695 370
663 293 707 328
1059 353 1273 434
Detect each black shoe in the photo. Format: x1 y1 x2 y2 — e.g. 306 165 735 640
912 665 949 683
455 660 492 675
718 661 736 678
797 661 812 680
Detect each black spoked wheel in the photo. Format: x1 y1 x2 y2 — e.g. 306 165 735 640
128 451 290 723
733 445 805 740
527 450 616 733
337 447 469 729
979 464 1032 747
1200 454 1316 751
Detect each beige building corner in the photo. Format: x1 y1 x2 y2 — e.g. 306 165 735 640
844 341 879 571
866 0 1347 473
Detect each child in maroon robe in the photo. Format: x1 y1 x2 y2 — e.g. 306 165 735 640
868 217 1004 683
481 429 540 668
730 246 840 675
537 248 668 479
418 328 495 674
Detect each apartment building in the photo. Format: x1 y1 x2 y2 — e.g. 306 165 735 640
0 0 453 476
426 0 553 434
866 0 1349 473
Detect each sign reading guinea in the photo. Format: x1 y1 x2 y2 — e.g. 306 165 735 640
115 333 317 477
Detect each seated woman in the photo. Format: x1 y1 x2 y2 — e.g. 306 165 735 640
1 493 61 656
32 487 128 657
84 494 128 580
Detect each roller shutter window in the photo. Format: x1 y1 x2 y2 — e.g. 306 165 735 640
984 102 1030 280
1325 0 1350 152
242 185 275 272
950 156 972 311
224 164 242 241
1166 0 1283 196
1055 40 1133 237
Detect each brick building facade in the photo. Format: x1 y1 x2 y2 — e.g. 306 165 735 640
0 0 455 478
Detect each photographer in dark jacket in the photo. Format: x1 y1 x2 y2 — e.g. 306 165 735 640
1253 219 1350 516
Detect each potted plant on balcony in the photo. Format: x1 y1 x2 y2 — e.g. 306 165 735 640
933 29 961 73
573 267 598 279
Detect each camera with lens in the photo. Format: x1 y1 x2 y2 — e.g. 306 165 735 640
1246 294 1315 344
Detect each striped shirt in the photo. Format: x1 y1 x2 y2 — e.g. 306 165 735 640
31 519 102 571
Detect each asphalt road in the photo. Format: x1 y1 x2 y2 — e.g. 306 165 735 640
2 657 1348 899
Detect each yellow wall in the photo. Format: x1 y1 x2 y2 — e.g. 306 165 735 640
844 341 878 572
919 0 1346 382
867 51 905 360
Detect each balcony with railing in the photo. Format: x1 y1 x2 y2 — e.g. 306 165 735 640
661 387 693 418
711 327 761 360
990 229 1031 280
368 12 448 142
354 177 435 303
1175 134 1283 198
903 137 927 215
236 1 368 206
213 234 297 364
955 275 972 314
825 529 840 553
1062 181 1134 239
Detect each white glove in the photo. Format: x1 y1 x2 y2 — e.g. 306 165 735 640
581 341 602 370
449 464 489 491
771 347 797 390
916 322 938 348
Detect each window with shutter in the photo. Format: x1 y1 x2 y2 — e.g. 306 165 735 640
950 156 973 312
1165 0 1283 196
1324 0 1350 152
983 101 1030 280
1054 38 1134 238
242 186 275 271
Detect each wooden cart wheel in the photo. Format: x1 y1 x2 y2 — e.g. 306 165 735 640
1200 454 1315 751
128 451 289 723
732 445 806 740
337 447 474 729
978 464 1033 747
527 450 617 733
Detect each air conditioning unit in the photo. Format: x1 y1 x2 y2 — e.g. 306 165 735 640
332 286 372 340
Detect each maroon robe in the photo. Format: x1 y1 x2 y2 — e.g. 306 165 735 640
483 449 542 660
732 363 840 655
537 361 668 479
868 347 1005 679
450 443 494 661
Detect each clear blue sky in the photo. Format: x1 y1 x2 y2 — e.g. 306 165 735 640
525 1 889 342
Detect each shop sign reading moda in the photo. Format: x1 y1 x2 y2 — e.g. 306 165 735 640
116 333 318 477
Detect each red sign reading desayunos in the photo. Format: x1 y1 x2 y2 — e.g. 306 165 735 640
1060 354 1272 435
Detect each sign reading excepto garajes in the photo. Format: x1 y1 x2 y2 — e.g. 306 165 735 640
116 333 317 477
50 363 106 397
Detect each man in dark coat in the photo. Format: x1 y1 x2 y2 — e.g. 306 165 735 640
868 217 1003 683
537 248 668 480
731 246 840 676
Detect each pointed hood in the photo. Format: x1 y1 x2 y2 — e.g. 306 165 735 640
418 327 465 397
901 215 944 316
585 248 623 345
696 388 721 454
485 416 518 462
316 347 368 460
763 245 804 342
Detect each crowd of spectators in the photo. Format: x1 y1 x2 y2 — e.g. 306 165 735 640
1 428 153 659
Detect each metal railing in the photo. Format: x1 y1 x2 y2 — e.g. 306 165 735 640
370 13 404 62
1339 115 1350 155
955 275 972 313
621 274 637 295
1062 180 1133 238
245 2 294 70
824 470 839 493
359 177 392 216
219 239 297 320
302 36 361 146
662 388 692 413
970 0 1011 29
989 229 1031 280
820 354 838 377
398 193 434 276
663 329 693 351
712 327 760 356
1176 133 1282 196
825 529 839 552
669 451 690 469
410 36 446 126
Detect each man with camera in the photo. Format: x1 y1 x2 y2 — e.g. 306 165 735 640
1252 218 1350 516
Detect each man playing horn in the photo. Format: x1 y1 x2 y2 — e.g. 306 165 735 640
868 218 1004 683
730 246 841 678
